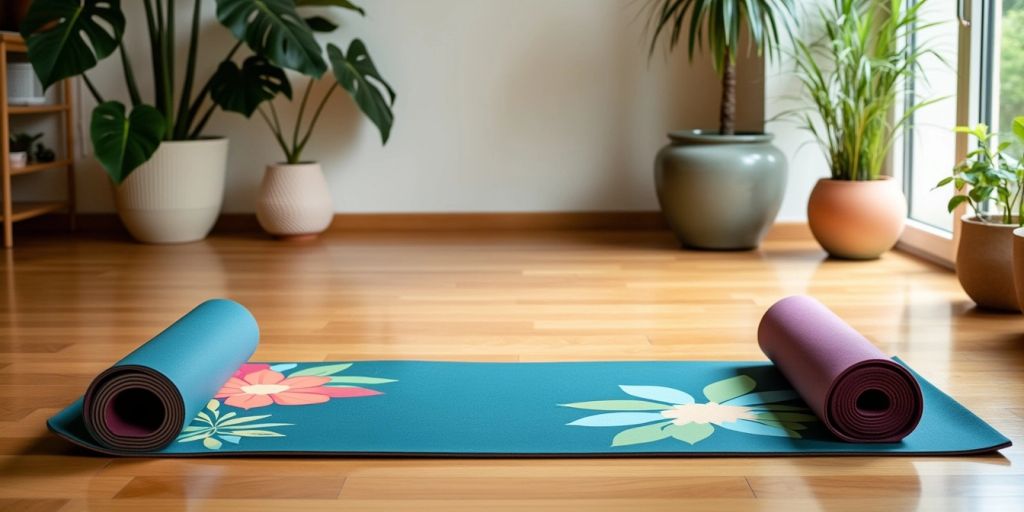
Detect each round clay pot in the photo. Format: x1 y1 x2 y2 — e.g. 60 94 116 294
806 177 906 259
115 138 228 244
654 130 787 250
1012 227 1024 312
256 162 334 240
958 215 1020 311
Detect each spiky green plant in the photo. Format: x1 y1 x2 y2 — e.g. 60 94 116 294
647 0 797 136
790 0 941 181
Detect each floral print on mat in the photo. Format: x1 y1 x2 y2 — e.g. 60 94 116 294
176 399 291 450
561 375 816 447
216 362 397 410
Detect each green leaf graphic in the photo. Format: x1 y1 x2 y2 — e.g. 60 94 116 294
610 421 673 447
560 400 671 411
703 375 756 403
665 422 715 445
290 363 353 377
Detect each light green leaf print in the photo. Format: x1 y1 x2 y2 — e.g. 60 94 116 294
226 430 287 437
560 400 672 411
611 421 673 447
203 437 222 450
218 414 273 427
703 375 756 403
289 363 353 377
329 376 398 385
665 422 715 445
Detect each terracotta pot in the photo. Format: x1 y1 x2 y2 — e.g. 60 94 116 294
807 177 907 259
958 215 1020 311
256 162 334 240
1013 228 1024 312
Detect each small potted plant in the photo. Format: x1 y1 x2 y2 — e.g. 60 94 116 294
647 0 795 250
791 0 935 259
935 121 1024 311
7 132 40 168
212 4 395 240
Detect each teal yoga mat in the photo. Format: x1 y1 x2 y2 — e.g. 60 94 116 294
48 299 1011 456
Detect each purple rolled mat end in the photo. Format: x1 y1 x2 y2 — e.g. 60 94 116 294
758 295 923 443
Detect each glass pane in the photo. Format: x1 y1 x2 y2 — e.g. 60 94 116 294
996 0 1024 135
903 0 959 232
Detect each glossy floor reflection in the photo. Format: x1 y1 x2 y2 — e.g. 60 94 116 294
0 228 1021 511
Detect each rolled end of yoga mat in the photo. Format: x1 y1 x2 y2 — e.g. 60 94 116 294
757 295 923 443
82 299 259 452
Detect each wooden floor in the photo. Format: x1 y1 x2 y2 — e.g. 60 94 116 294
1 227 1022 511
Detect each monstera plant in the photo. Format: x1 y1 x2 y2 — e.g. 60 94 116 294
19 0 394 244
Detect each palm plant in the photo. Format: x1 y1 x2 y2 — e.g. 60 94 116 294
646 0 796 135
20 0 393 183
790 0 939 181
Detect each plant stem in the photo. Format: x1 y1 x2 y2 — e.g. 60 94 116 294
293 80 315 151
161 0 176 139
174 0 203 140
189 103 217 139
295 83 339 162
719 47 736 136
143 0 162 114
186 41 244 135
81 74 104 104
258 106 292 162
118 43 142 107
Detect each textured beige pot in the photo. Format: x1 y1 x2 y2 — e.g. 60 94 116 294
256 162 333 240
114 138 228 244
807 177 907 259
958 215 1020 311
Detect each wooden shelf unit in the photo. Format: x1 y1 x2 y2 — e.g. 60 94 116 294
1 32 75 248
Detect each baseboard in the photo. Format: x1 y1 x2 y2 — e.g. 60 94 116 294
17 211 810 239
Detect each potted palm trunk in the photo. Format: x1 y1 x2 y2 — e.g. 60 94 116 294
936 122 1024 312
209 3 396 240
648 0 795 250
20 0 349 243
792 0 935 259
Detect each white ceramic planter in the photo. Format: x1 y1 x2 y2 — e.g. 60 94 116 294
256 162 333 240
114 138 228 244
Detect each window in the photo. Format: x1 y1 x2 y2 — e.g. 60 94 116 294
897 0 1015 264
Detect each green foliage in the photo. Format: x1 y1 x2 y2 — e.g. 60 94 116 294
789 0 940 181
212 2 396 164
8 132 41 153
646 0 796 135
934 120 1024 227
22 0 394 182
19 0 125 89
328 40 397 145
210 56 294 118
90 102 166 185
215 0 327 78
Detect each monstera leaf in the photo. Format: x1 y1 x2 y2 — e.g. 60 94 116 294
215 0 326 78
210 56 293 118
296 0 364 14
328 41 396 144
20 0 126 89
91 102 166 185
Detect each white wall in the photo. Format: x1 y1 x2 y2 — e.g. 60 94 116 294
13 0 768 214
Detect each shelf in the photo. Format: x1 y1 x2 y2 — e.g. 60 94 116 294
0 201 67 223
1 32 26 52
10 159 72 176
7 104 69 115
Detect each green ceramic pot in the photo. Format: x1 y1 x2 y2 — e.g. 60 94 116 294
654 130 787 250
